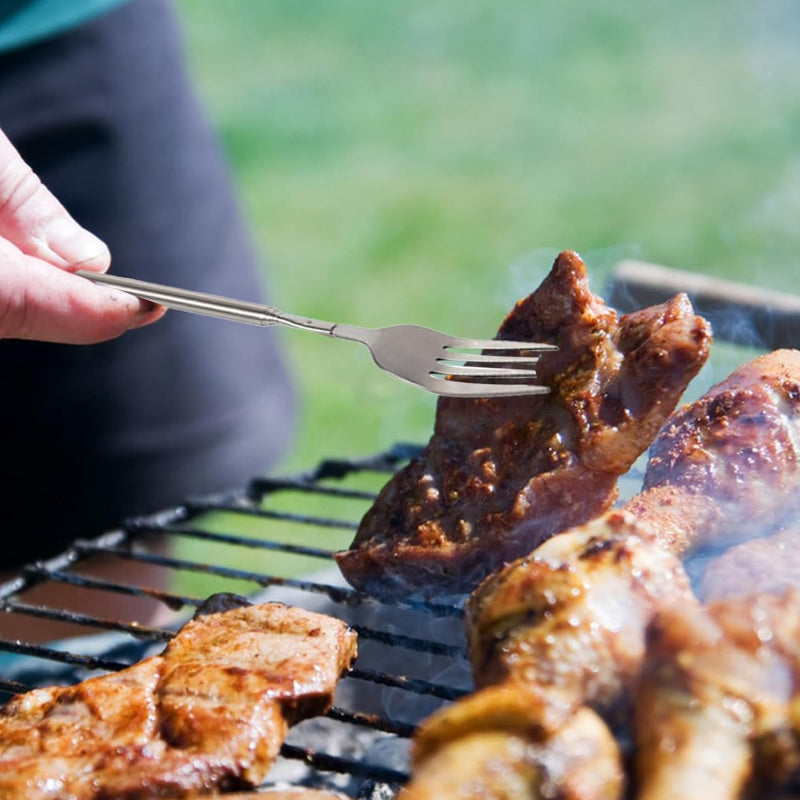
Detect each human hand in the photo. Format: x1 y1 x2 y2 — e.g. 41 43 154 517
0 128 164 343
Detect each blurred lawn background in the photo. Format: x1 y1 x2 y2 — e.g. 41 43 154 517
169 0 800 592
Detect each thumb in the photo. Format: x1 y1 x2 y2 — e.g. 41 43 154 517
0 128 110 271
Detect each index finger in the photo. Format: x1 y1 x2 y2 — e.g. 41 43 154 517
0 129 110 271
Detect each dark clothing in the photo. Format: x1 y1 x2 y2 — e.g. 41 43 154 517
0 0 296 565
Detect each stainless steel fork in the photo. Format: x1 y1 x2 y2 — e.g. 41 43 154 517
77 270 556 397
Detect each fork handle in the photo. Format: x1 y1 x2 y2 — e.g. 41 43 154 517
75 270 337 334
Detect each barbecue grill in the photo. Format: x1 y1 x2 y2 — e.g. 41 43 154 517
0 443 476 798
0 265 792 797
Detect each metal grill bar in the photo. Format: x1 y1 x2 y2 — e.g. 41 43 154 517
140 522 349 556
21 565 198 610
73 538 464 619
0 639 130 672
0 679 30 695
327 707 415 738
350 625 466 657
75 542 376 604
349 667 468 701
280 743 409 785
248 479 382 502
0 601 172 642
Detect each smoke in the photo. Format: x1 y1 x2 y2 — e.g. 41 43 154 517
501 243 642 312
746 159 800 241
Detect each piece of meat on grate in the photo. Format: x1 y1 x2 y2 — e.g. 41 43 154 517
180 792 349 799
634 591 800 800
336 250 711 600
465 510 695 719
394 512 692 800
400 683 623 800
0 599 357 800
624 349 800 555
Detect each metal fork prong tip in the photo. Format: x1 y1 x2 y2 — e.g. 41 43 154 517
432 380 550 398
444 340 558 353
437 352 542 366
434 364 539 379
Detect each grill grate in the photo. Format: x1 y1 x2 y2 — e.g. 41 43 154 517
0 443 471 798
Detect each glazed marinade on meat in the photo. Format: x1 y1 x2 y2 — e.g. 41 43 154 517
465 510 695 711
0 599 357 800
626 348 800 554
336 250 711 599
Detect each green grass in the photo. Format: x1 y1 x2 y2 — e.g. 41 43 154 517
169 1 800 587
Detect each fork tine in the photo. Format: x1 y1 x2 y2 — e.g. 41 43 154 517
435 363 539 379
429 378 550 398
438 352 543 365
444 339 558 353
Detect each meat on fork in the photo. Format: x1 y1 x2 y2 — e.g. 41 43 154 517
336 250 711 599
625 349 800 554
0 599 357 800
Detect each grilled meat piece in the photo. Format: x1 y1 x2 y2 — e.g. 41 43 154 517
400 684 624 800
465 510 695 718
0 601 357 800
337 250 711 599
625 349 800 554
634 592 800 800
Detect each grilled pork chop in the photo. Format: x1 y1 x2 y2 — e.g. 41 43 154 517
0 599 357 800
336 250 711 599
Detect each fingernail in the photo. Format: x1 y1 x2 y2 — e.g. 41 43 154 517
52 227 111 269
131 302 166 328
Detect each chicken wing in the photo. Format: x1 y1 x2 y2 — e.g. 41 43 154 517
401 684 624 800
465 511 694 716
634 592 800 800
